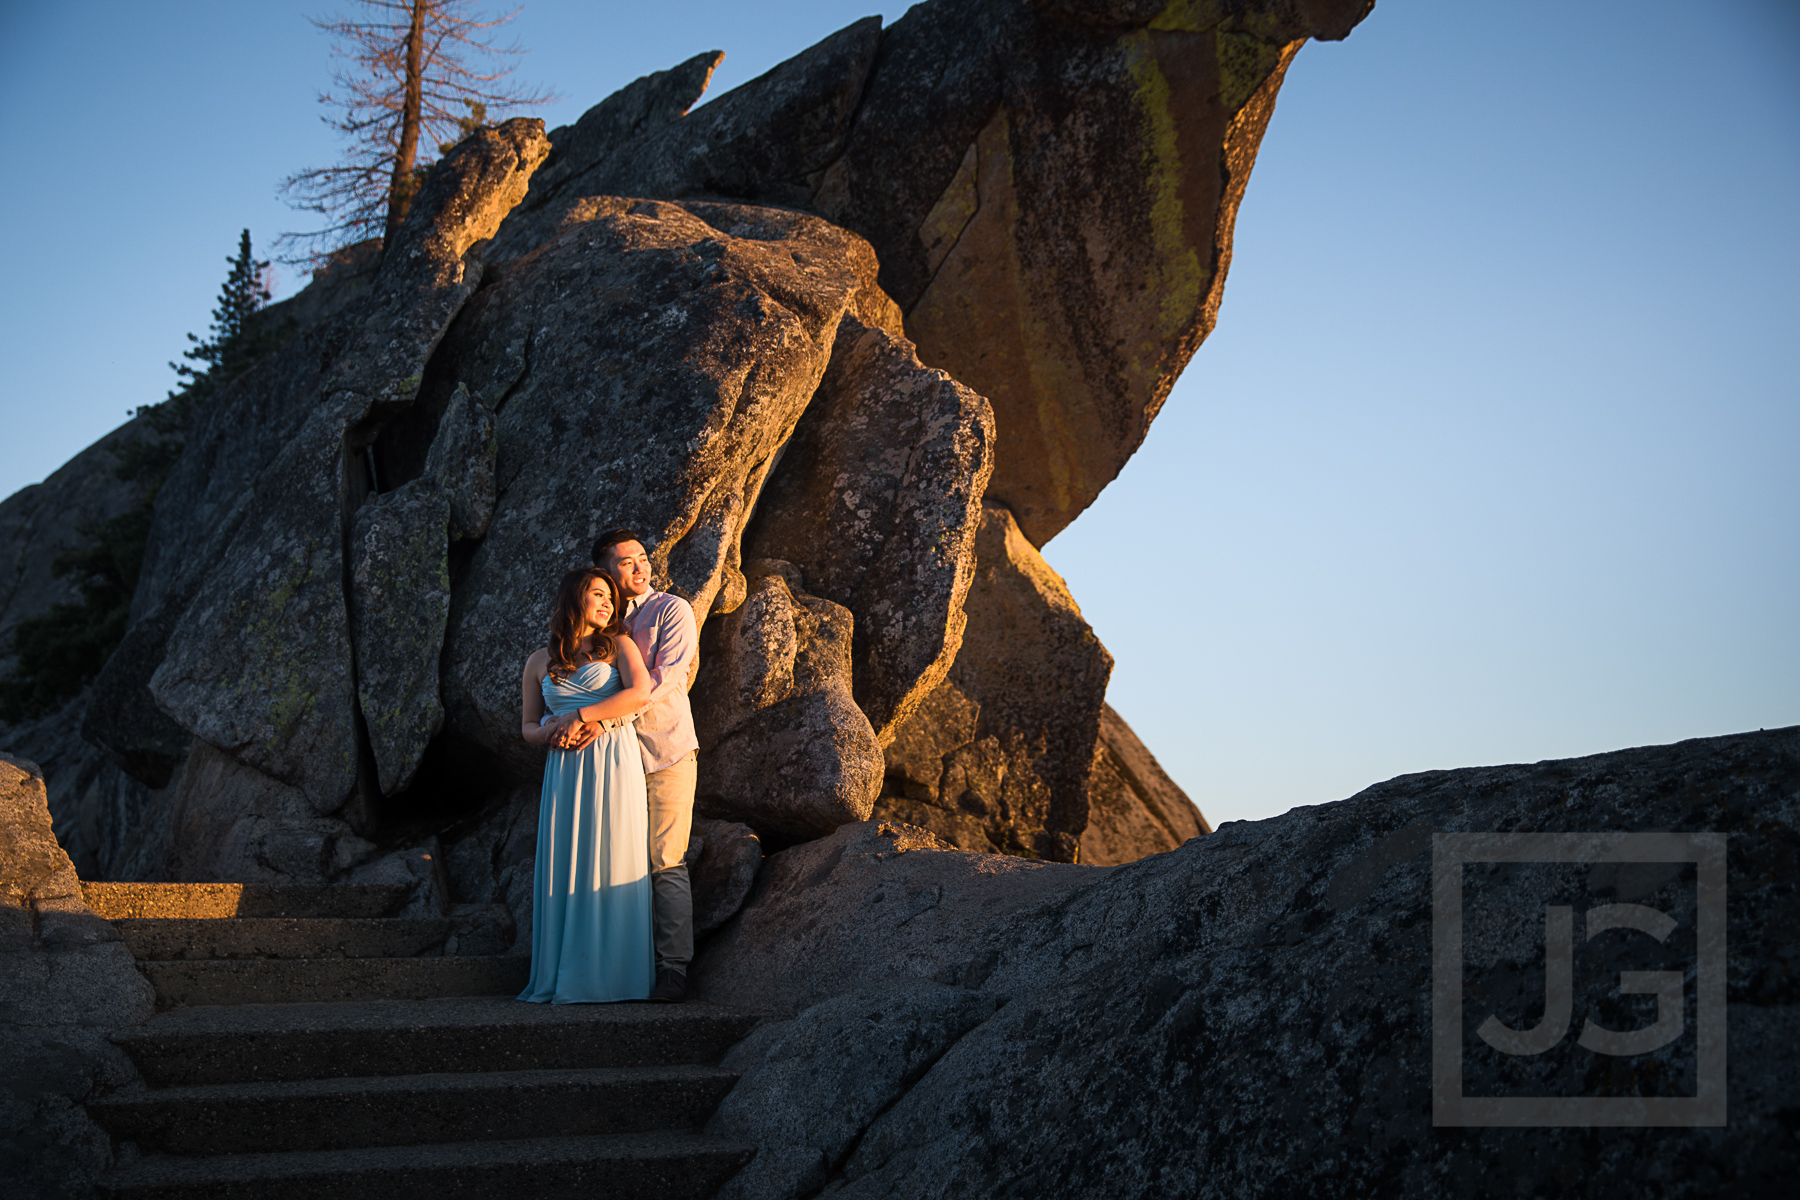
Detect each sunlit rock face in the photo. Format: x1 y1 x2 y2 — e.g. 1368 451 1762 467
742 315 996 745
507 0 1376 546
866 503 1203 866
693 561 883 841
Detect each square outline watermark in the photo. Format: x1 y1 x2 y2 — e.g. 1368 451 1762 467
1431 832 1727 1127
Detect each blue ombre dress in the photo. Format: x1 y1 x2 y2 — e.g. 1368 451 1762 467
517 658 654 1004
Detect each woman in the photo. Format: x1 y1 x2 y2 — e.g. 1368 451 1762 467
516 567 655 1003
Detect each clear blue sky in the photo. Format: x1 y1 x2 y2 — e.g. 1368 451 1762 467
2 1 1795 826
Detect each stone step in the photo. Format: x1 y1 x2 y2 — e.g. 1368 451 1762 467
84 882 411 921
138 955 530 1010
100 1131 756 1200
116 917 455 962
113 997 764 1086
91 1064 740 1155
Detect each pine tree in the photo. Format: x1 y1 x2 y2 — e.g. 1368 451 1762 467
168 229 272 398
278 1 553 261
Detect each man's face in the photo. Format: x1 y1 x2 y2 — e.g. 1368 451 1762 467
603 540 653 599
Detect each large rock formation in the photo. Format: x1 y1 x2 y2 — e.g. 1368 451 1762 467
145 119 550 816
430 197 902 783
695 727 1800 1198
3 0 1403 901
505 0 1376 544
841 0 1357 545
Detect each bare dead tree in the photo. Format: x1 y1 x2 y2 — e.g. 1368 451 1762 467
277 0 553 262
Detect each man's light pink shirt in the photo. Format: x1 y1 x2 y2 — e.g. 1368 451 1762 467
623 590 699 774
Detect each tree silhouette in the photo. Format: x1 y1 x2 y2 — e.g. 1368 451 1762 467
278 1 552 261
169 229 272 395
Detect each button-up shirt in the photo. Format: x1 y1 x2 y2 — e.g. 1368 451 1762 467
622 589 700 773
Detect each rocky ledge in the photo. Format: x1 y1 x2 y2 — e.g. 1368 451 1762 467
695 726 1799 1199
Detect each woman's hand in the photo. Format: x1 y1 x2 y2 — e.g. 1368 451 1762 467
531 711 597 751
548 716 600 751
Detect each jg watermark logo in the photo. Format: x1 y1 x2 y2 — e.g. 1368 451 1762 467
1431 832 1726 1127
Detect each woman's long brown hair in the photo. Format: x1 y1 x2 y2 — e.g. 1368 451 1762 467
546 567 623 681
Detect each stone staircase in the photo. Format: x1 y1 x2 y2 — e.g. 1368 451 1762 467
81 882 759 1199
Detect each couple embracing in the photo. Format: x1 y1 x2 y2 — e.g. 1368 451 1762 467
515 529 699 1005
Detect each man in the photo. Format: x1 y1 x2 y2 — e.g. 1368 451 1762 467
589 528 699 1003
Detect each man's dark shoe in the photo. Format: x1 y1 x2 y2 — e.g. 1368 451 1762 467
650 967 688 1003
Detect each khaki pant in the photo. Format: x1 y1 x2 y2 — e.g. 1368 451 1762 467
645 750 697 973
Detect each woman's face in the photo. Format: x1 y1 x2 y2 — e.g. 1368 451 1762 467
581 578 613 633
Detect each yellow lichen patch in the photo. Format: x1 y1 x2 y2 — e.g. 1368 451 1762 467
1217 29 1286 116
909 107 1084 521
980 115 1085 521
1120 30 1210 356
1147 0 1223 35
